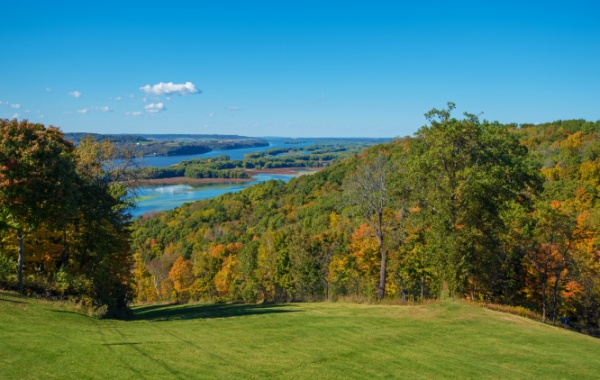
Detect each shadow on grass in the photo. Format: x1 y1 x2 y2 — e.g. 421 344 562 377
49 309 93 318
0 297 27 304
131 302 299 322
0 291 28 304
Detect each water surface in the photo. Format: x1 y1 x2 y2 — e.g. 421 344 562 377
139 141 312 168
132 173 296 218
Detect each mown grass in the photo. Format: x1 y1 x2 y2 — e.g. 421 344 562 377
1 292 598 379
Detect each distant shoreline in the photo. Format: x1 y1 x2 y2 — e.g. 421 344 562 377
136 167 321 186
245 167 322 175
136 177 253 186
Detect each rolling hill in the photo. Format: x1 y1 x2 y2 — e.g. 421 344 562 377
1 292 598 379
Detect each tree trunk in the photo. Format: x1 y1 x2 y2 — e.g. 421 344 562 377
421 275 424 300
401 281 406 303
541 281 547 323
17 232 25 293
153 275 159 296
551 274 560 325
378 247 387 299
61 229 69 269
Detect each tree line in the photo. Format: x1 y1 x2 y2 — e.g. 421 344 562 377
131 104 600 332
2 106 599 331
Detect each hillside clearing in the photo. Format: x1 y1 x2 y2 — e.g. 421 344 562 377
0 293 598 379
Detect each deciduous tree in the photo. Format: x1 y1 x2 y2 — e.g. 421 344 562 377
407 103 540 296
344 154 404 298
0 119 76 292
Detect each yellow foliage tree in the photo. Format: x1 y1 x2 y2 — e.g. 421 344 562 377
348 223 381 293
168 256 194 302
214 255 239 298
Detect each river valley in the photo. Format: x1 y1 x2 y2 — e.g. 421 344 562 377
131 141 309 217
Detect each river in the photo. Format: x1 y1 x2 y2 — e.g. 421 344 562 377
138 140 312 168
132 173 297 218
131 141 310 217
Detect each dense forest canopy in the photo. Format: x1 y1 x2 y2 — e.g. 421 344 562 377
1 108 599 332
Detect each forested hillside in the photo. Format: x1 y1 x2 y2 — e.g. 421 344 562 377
2 107 600 332
132 105 600 332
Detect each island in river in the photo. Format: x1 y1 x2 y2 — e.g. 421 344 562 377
135 167 320 186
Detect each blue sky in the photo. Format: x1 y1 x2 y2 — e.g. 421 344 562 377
1 1 599 138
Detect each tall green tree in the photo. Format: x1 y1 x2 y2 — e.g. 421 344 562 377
69 136 135 315
407 103 540 296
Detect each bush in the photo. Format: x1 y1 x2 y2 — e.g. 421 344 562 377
0 255 15 284
482 303 542 321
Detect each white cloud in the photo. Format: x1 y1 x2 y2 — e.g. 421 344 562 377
139 81 199 96
111 96 122 101
126 111 143 117
227 106 241 111
77 108 90 114
144 102 166 113
10 103 21 109
11 113 19 119
69 91 82 98
92 106 112 112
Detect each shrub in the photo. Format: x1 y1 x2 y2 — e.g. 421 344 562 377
482 303 542 322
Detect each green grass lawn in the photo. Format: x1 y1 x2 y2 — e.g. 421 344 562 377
1 292 598 379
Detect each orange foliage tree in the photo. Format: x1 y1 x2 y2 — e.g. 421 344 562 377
525 200 573 323
169 256 194 302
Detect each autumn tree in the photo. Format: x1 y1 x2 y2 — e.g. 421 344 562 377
169 256 194 302
348 223 381 292
569 237 600 328
0 119 77 292
0 123 135 316
67 136 135 314
344 153 404 299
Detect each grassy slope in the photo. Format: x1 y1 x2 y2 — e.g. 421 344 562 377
1 293 598 380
